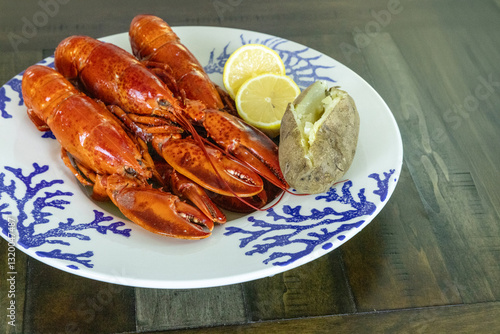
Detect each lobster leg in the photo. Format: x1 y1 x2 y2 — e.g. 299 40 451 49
60 148 94 186
209 189 267 213
142 60 179 96
215 84 237 116
208 178 283 213
27 107 50 131
171 173 225 225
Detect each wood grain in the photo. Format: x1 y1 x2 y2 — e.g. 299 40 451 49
23 258 136 333
135 285 246 331
355 28 500 303
1 0 500 332
243 250 355 321
163 301 500 334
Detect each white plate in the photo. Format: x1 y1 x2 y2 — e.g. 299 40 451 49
0 27 402 289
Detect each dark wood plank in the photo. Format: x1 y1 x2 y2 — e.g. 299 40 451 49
0 51 42 83
393 3 500 212
135 285 246 331
0 0 415 53
23 257 136 334
161 301 500 333
243 249 355 321
354 26 500 303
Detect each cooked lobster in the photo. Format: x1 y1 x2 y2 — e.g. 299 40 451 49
54 35 273 201
128 15 288 193
54 34 288 212
22 65 213 239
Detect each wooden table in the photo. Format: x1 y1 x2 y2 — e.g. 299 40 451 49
1 1 500 333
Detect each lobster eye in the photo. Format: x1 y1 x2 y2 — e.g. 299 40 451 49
158 99 171 108
124 166 138 177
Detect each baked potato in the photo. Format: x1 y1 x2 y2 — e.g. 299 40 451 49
279 81 360 194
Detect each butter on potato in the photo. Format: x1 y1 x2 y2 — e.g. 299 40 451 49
279 81 360 194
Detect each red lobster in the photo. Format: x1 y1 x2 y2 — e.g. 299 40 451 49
54 33 288 210
22 65 214 239
128 15 288 188
130 14 225 111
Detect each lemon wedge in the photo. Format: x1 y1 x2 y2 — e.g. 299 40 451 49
223 44 286 99
235 73 301 138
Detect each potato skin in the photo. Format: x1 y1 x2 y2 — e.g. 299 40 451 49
279 87 360 194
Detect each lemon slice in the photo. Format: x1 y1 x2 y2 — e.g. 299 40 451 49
235 73 301 138
223 44 286 99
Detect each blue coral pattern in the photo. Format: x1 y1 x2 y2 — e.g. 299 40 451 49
0 163 131 269
225 170 396 266
0 77 22 119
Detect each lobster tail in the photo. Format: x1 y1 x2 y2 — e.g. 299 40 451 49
54 35 101 80
129 14 224 109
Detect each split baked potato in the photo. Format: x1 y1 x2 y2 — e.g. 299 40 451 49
279 81 360 194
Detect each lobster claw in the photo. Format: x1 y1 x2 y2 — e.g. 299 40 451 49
103 175 212 240
153 137 264 197
155 161 226 224
169 170 227 225
202 110 289 190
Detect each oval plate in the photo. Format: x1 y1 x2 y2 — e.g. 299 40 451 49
0 27 402 289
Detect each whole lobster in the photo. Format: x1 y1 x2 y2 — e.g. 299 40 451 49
54 35 272 203
128 15 288 194
22 65 214 239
